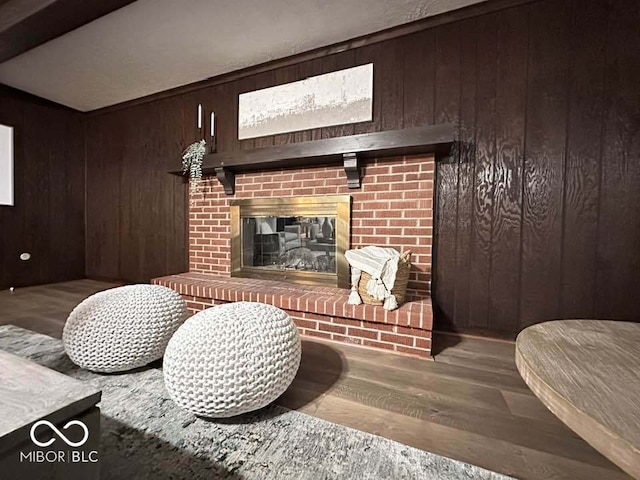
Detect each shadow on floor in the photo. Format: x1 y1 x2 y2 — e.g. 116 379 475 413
430 331 463 356
101 415 244 480
276 339 346 411
203 404 289 426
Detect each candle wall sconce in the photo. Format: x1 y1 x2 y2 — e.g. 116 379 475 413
194 104 216 153
210 111 216 153
197 104 203 130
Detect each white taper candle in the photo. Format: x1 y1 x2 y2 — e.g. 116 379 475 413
210 112 215 137
197 104 202 129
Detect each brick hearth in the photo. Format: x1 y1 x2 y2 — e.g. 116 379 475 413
153 273 433 357
155 154 435 358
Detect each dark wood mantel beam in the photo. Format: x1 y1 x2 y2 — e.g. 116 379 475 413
171 124 456 195
200 124 454 173
0 0 137 63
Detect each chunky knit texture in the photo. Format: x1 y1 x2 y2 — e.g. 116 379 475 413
163 302 301 418
63 284 187 373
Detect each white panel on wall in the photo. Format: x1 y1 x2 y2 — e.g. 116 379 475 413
0 124 13 206
238 63 373 140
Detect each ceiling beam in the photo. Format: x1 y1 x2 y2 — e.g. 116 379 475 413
0 0 137 64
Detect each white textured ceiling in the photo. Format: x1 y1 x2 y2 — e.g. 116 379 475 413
0 0 487 111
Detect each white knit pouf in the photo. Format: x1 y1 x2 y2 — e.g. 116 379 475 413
63 284 187 373
163 302 301 418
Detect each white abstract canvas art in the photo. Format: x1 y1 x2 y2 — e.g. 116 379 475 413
238 63 373 140
0 124 13 206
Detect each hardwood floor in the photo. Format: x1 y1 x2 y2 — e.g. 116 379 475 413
0 280 630 480
0 279 123 337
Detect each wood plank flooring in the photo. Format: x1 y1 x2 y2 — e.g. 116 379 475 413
0 279 123 338
0 280 630 480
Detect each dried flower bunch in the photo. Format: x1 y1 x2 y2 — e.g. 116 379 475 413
182 140 207 200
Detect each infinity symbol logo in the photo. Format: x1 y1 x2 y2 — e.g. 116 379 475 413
30 420 89 447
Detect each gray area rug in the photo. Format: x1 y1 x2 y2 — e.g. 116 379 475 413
0 325 512 480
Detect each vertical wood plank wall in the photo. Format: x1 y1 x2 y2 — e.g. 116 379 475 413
84 0 639 336
85 95 187 282
0 86 85 289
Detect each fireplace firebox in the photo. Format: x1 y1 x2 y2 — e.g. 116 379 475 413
230 195 351 288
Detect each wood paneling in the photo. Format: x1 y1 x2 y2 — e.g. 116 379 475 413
470 12 499 330
560 0 607 318
432 20 462 331
0 86 85 289
85 0 640 336
488 6 528 333
431 0 638 335
85 96 187 282
402 29 436 128
85 112 121 280
595 0 640 320
520 0 571 328
452 18 477 332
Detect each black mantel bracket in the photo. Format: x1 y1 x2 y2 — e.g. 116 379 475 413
343 153 360 189
215 167 235 195
171 124 455 195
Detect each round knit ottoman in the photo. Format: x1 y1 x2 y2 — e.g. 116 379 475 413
63 284 187 373
163 302 301 418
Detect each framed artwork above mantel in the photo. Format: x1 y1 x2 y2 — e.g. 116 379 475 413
238 63 374 140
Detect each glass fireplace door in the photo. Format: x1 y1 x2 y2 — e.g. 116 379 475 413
242 216 337 273
230 195 350 288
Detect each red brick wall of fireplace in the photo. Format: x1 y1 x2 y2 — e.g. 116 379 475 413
189 154 435 300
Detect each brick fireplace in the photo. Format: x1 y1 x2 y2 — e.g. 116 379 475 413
154 153 435 357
